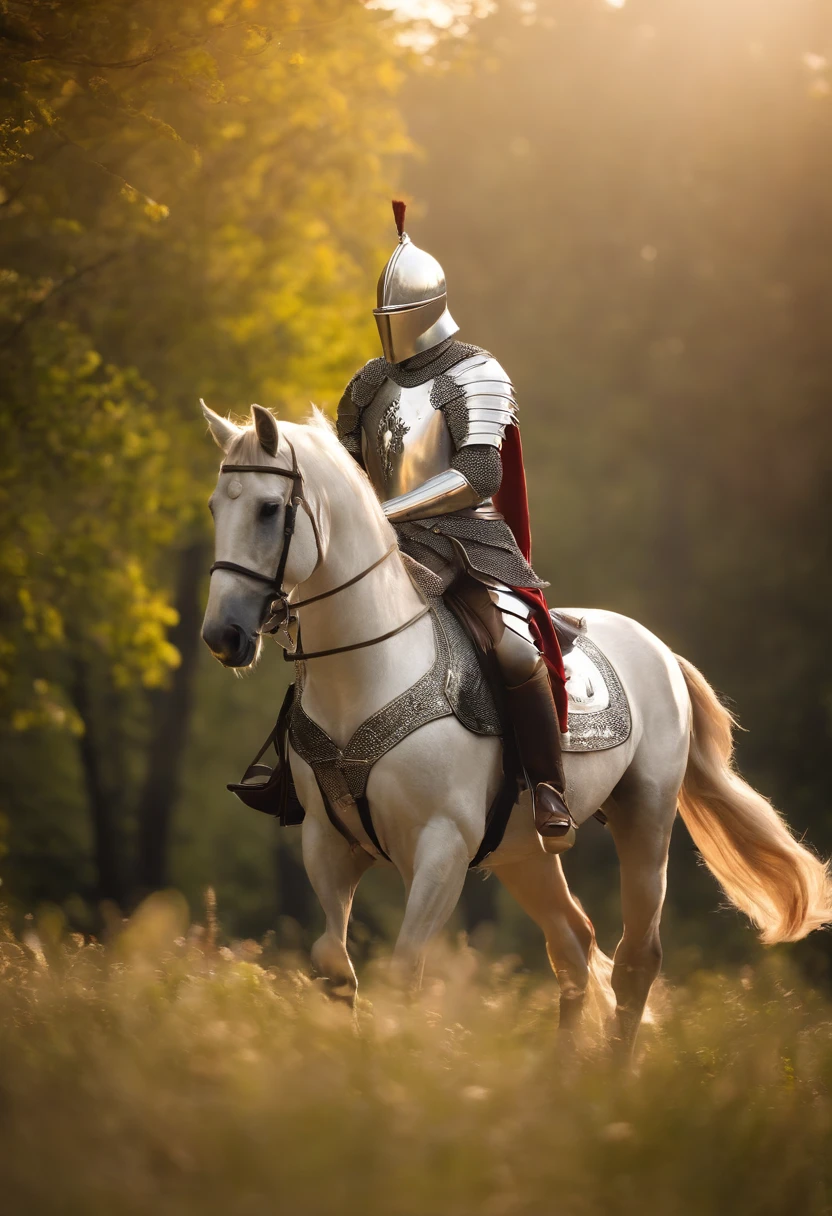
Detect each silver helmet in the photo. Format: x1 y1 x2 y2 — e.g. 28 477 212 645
373 200 458 365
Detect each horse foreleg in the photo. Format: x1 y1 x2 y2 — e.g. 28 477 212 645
493 852 594 1033
607 789 675 1058
302 812 374 1006
392 817 471 986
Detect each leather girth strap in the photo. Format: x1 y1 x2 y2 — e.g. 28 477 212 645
440 597 520 869
355 795 389 860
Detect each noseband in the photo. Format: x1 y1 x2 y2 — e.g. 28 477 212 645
208 443 429 661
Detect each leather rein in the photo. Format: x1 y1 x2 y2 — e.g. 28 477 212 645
208 449 429 662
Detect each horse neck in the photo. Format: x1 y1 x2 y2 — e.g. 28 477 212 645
290 453 432 740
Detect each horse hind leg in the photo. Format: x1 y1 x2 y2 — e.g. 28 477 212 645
493 852 597 1033
607 781 676 1058
302 811 374 1006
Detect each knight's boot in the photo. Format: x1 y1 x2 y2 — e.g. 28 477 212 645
505 659 576 854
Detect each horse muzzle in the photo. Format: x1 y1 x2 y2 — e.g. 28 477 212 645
202 621 258 668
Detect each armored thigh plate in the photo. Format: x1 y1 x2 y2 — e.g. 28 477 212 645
480 580 537 645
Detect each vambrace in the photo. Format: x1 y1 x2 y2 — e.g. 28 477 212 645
382 445 501 522
382 468 480 523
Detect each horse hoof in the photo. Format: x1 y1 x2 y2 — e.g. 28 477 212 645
316 975 357 1007
540 825 576 854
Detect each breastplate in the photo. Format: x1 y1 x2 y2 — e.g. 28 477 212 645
359 377 455 501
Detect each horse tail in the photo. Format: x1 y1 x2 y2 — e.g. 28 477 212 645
676 655 832 944
584 939 617 1026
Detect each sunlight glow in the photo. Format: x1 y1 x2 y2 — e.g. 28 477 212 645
368 0 495 51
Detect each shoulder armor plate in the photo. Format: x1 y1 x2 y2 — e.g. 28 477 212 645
351 357 391 411
446 355 518 449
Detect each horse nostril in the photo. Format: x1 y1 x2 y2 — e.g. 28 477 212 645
222 624 243 651
203 621 246 663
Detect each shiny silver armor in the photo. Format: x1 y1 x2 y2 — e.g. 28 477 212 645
337 205 574 845
357 353 518 523
336 208 539 666
374 232 459 365
478 577 537 645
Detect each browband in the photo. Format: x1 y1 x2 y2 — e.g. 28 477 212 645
220 463 300 479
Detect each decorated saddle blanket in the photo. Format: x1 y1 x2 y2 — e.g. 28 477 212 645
288 602 631 813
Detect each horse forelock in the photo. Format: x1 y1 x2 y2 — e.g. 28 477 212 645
224 427 272 466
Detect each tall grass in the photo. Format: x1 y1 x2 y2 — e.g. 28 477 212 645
1 894 830 1216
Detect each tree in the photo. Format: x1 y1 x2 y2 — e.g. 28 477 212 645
0 0 414 910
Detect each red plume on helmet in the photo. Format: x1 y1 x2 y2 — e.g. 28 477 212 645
392 199 406 238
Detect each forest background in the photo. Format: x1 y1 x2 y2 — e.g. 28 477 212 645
1 0 830 982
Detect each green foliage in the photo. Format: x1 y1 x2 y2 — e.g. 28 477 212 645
0 0 411 728
0 0 420 909
1 902 831 1215
0 319 177 720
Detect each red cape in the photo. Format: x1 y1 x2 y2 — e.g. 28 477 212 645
493 426 569 731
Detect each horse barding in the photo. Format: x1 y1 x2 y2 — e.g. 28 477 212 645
200 402 832 1055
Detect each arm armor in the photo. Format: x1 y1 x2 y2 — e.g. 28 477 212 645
335 371 364 465
446 353 518 449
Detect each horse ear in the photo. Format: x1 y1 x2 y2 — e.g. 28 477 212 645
200 399 240 452
251 404 279 457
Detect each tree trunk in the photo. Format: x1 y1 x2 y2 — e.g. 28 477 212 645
460 872 498 936
70 659 126 906
274 835 313 936
136 541 206 893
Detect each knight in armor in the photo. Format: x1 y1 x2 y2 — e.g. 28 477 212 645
337 201 576 850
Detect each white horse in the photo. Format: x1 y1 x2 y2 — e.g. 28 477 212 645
201 402 832 1054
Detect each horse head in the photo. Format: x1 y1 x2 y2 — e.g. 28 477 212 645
200 401 321 667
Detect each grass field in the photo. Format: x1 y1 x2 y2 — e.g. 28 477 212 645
1 893 830 1216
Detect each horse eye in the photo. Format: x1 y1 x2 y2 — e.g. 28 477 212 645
259 501 280 520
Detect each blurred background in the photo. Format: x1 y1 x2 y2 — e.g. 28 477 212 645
1 0 830 981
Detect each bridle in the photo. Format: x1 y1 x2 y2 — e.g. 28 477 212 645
208 443 429 661
209 444 306 596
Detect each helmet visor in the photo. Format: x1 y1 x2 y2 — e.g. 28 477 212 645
373 294 454 364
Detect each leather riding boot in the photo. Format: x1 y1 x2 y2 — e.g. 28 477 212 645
505 659 576 854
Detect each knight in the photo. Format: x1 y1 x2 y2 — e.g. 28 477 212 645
337 201 576 851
